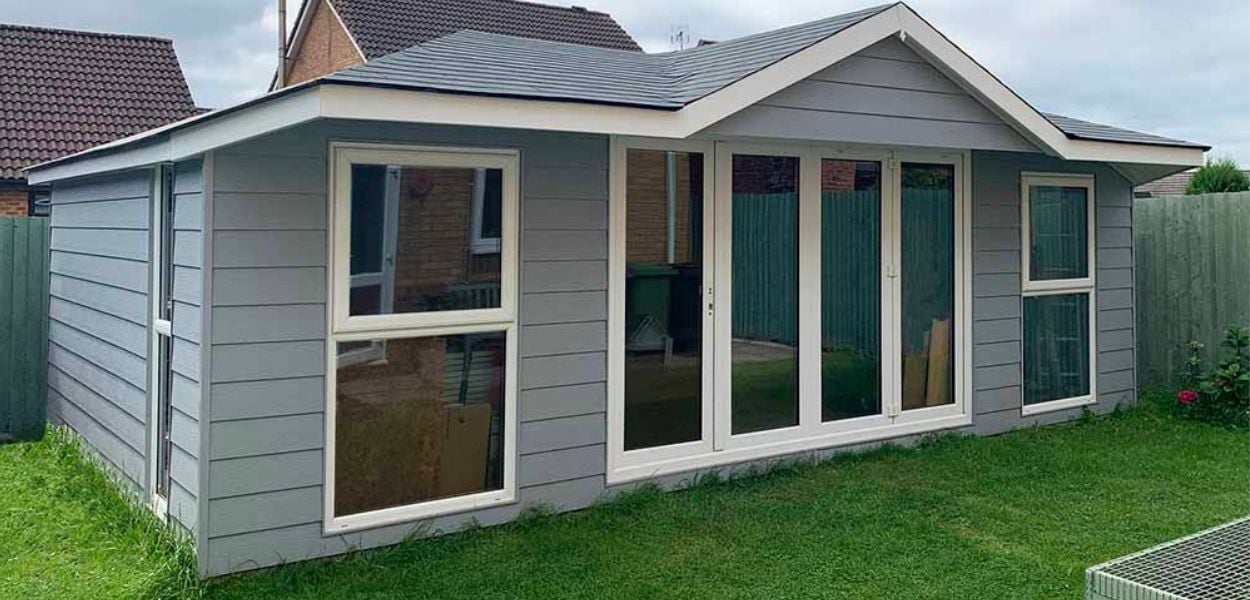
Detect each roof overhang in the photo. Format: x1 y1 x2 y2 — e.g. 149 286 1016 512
28 3 1205 185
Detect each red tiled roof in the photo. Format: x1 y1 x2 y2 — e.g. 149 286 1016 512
0 24 200 180
1135 170 1250 197
329 0 642 58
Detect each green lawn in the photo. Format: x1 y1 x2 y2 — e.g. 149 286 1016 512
2 397 1246 599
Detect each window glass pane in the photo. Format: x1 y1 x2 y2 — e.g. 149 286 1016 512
1029 185 1088 281
349 164 504 316
1024 293 1090 405
731 155 799 434
480 169 503 240
624 150 705 450
335 332 506 517
822 160 882 421
900 163 956 410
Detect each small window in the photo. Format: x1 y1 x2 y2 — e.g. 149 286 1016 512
332 144 518 333
1020 173 1095 414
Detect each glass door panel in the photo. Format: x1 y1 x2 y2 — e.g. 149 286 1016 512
820 159 883 421
899 163 956 411
730 155 800 435
623 149 707 451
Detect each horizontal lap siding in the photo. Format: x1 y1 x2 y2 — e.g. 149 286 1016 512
970 151 1136 435
169 160 205 535
703 38 1036 152
204 121 610 576
48 170 151 491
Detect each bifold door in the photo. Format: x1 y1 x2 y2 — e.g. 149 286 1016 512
610 140 967 481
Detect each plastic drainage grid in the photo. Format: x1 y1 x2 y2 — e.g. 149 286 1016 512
1086 517 1250 600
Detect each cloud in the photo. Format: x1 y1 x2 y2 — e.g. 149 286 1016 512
3 0 1247 163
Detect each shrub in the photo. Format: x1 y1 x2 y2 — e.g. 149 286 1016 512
1175 325 1250 427
1185 157 1250 195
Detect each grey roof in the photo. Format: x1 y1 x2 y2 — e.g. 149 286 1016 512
327 4 893 108
326 2 1205 150
1043 113 1205 149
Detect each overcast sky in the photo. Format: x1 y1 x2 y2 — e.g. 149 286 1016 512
3 0 1247 163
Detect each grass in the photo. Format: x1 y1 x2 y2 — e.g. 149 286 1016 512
1 397 1246 599
0 428 198 599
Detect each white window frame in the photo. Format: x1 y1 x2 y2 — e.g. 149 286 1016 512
324 142 520 533
1019 172 1097 416
330 143 519 335
146 163 174 518
469 168 502 254
607 137 972 484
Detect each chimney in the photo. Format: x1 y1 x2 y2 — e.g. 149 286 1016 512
276 0 288 88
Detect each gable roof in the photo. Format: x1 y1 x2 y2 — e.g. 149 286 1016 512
327 4 887 109
0 24 200 181
315 0 641 57
27 2 1207 185
327 6 1203 151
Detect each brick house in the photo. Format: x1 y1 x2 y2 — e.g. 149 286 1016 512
277 0 641 88
0 24 199 216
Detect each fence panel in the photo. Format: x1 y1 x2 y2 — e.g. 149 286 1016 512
0 217 50 442
1135 192 1250 387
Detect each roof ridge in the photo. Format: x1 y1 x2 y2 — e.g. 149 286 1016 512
658 2 897 58
0 22 174 44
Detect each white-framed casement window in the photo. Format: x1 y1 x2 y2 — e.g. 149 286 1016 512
326 142 520 533
1020 172 1097 416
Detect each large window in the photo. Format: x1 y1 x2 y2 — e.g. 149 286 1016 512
1021 173 1096 415
327 143 518 532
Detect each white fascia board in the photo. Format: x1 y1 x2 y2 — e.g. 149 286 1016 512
317 84 689 137
1064 139 1204 167
27 88 323 184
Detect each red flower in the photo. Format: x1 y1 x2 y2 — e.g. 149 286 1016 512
1177 389 1198 406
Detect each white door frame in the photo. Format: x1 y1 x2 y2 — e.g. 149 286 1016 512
146 163 173 517
606 137 972 484
606 136 718 475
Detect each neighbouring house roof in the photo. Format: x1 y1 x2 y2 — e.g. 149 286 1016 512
326 11 1206 150
321 0 641 57
1134 169 1250 197
27 3 1208 185
0 24 199 181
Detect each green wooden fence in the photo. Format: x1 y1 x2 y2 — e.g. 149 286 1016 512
0 217 50 442
731 189 952 351
1135 192 1250 387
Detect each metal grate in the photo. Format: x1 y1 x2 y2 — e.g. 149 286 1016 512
1087 517 1250 600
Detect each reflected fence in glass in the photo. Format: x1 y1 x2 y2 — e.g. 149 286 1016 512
900 163 956 411
731 154 800 434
